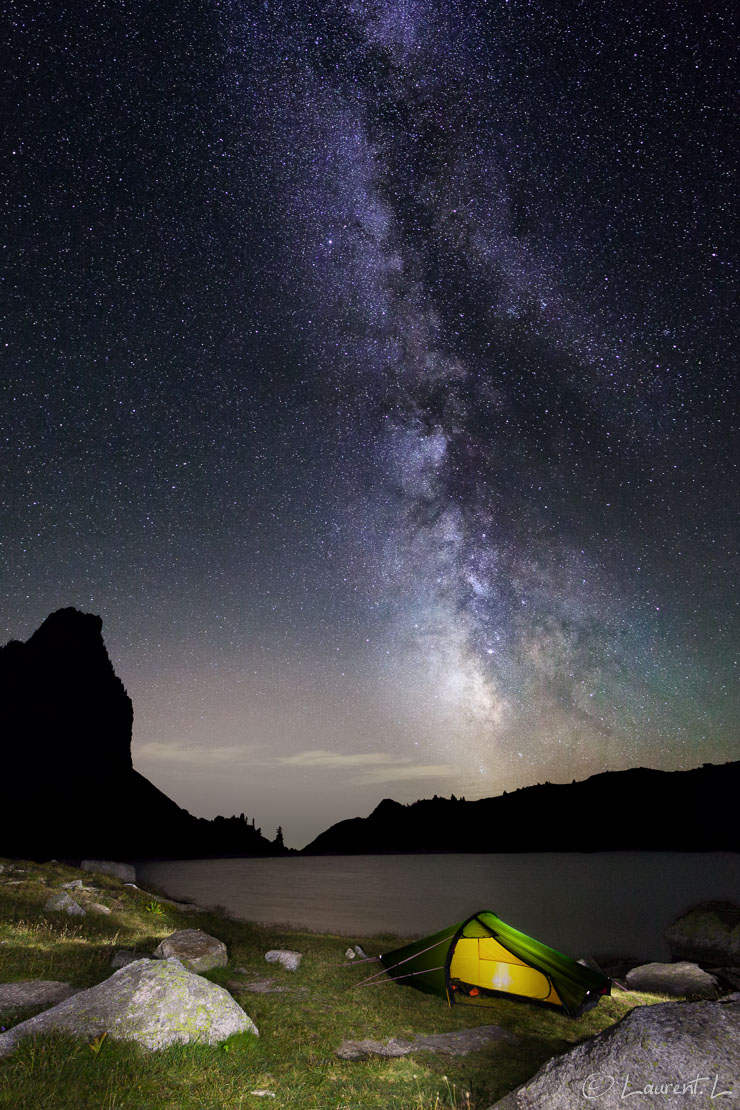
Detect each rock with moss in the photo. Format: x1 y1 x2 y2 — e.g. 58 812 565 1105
0 957 257 1060
337 1025 513 1059
153 929 228 973
43 892 86 916
489 997 740 1109
0 981 82 1008
337 1037 412 1059
625 961 720 998
665 901 740 966
265 949 302 971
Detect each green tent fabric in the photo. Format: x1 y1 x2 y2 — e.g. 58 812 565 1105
378 911 611 1018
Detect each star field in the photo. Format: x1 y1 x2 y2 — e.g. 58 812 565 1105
1 0 736 845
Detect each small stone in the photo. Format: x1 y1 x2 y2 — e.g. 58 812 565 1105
62 880 84 890
265 949 302 971
89 903 112 915
249 1092 276 1098
44 893 86 917
345 947 356 959
153 929 228 973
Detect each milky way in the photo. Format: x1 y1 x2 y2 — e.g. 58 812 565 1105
2 0 736 843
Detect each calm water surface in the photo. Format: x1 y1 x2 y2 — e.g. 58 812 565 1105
137 852 740 961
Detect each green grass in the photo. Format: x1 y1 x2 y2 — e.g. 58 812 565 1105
0 857 665 1109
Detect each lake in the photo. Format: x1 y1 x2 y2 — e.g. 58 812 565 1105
137 852 740 962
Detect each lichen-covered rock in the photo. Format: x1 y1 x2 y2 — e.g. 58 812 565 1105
626 961 719 998
0 981 82 1008
337 1025 513 1060
488 998 740 1109
61 879 84 890
665 902 740 966
81 860 136 883
228 972 289 994
265 949 302 971
43 893 85 916
0 958 257 1060
153 929 228 973
337 1037 412 1059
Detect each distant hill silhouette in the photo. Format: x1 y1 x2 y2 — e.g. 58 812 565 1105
302 763 740 854
0 608 286 862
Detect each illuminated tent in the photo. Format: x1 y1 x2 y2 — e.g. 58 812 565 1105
376 911 611 1018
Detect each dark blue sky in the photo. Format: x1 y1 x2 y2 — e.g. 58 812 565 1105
2 0 736 846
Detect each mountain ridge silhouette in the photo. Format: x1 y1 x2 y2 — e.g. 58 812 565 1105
302 762 740 854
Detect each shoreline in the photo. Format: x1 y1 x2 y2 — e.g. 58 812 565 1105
135 851 740 963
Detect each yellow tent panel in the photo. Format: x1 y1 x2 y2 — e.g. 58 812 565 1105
449 937 562 1004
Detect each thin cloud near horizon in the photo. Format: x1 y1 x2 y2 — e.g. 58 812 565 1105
277 749 454 785
135 740 453 786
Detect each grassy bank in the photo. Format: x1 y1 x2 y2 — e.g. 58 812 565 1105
0 857 663 1109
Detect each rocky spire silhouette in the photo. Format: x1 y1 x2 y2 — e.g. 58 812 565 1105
0 608 286 861
2 608 133 793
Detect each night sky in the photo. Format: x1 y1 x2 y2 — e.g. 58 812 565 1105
2 0 737 847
